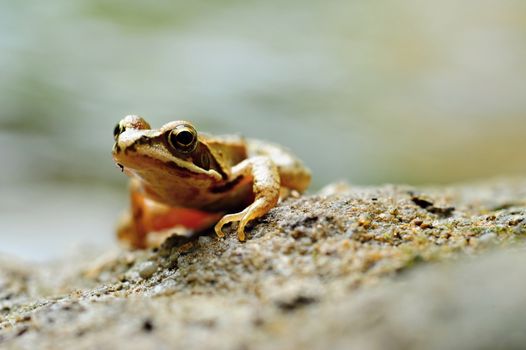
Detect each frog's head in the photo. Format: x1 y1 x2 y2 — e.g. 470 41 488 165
112 115 224 181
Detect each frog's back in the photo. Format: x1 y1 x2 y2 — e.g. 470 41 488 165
205 134 311 193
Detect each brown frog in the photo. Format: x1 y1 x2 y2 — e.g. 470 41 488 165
112 115 311 248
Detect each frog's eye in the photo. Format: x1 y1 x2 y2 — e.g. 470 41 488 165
168 124 198 153
113 123 125 140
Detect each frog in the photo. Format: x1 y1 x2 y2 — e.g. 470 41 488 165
112 115 311 248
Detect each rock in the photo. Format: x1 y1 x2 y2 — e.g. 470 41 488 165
137 261 158 280
1 179 526 349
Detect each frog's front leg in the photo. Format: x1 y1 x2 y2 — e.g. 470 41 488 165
215 156 280 241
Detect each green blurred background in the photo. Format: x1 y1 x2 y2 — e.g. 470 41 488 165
1 0 525 260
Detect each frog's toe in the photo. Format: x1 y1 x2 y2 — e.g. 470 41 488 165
214 211 245 240
214 222 226 239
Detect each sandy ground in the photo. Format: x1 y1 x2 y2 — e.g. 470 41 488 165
1 179 526 349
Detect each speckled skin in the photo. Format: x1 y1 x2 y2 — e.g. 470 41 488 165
112 115 311 247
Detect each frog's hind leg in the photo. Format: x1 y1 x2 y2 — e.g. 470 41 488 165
215 156 280 241
118 178 221 248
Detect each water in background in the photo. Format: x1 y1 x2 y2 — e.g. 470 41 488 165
1 0 525 260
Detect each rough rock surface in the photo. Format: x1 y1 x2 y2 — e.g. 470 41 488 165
2 179 526 349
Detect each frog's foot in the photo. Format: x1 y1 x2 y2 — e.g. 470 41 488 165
215 198 271 241
214 156 280 241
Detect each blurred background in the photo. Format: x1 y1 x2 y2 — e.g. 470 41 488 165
1 0 525 260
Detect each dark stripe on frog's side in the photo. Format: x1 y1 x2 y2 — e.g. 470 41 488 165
209 175 244 193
